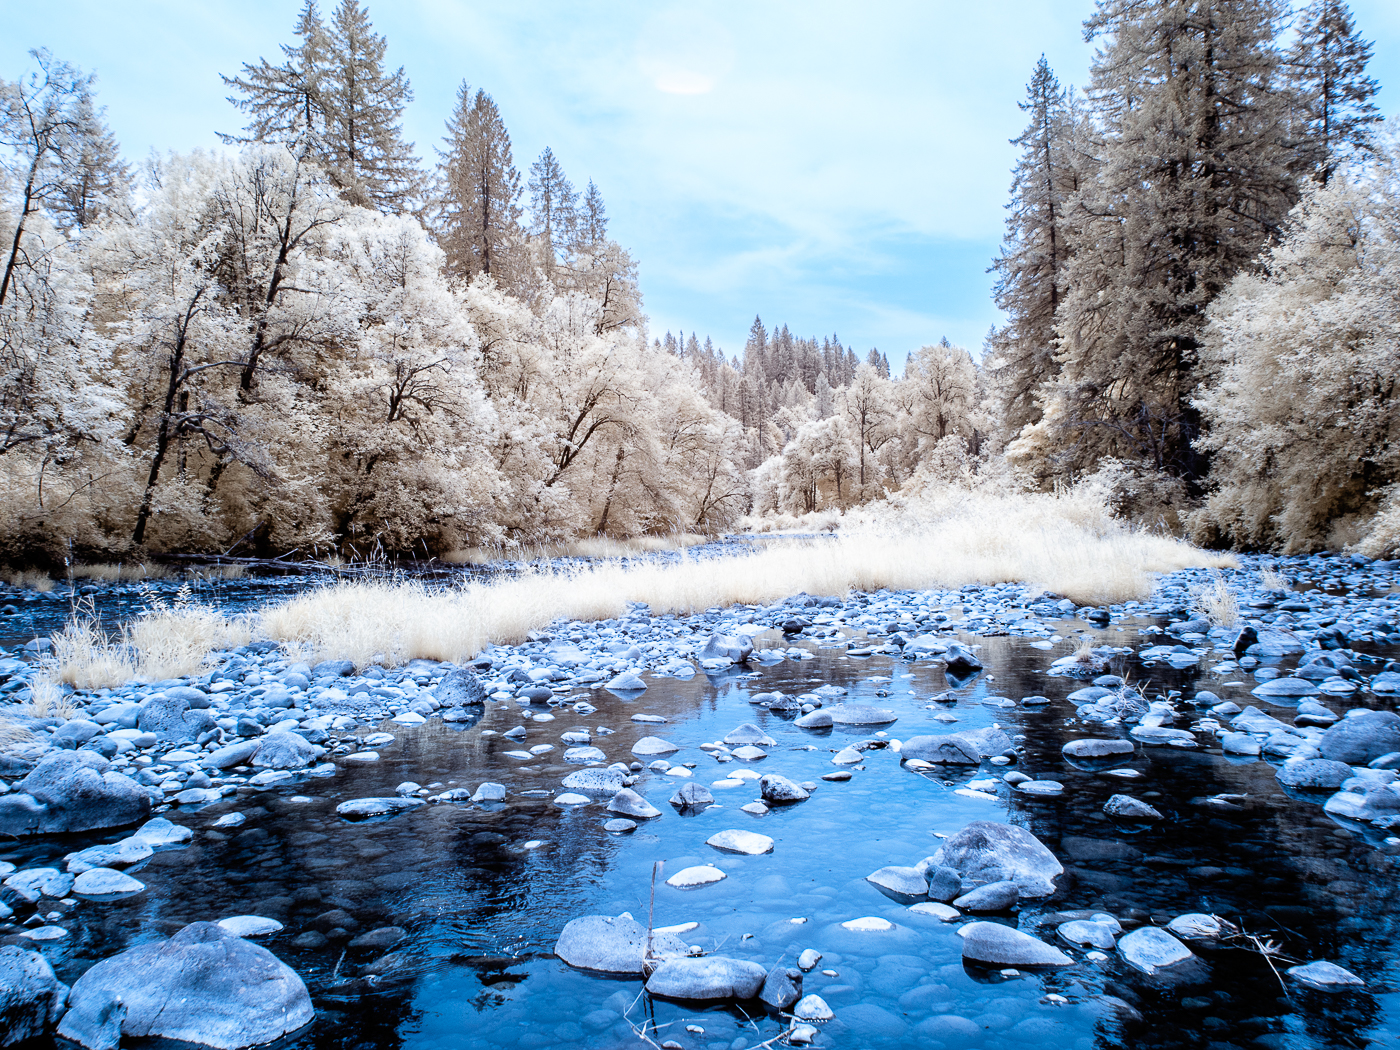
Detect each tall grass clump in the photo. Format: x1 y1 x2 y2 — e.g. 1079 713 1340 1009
444 532 710 566
1194 568 1240 627
262 486 1234 667
68 562 172 582
1 569 52 592
50 591 252 689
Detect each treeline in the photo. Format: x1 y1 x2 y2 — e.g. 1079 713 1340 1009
0 2 753 565
0 0 1395 564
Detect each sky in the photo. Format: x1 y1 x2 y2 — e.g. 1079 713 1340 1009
5 1 1400 369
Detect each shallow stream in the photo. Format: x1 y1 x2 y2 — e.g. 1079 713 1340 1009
4 596 1399 1050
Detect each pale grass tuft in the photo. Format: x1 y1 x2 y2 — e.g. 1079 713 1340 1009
1 569 53 592
263 488 1234 668
50 593 252 690
185 563 248 582
17 673 76 720
0 716 36 747
1194 568 1240 628
68 562 172 582
1260 567 1287 592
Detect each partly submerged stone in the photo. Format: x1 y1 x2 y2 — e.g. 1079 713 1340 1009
931 820 1062 898
553 915 688 974
706 829 773 855
959 921 1070 966
1287 960 1366 992
1118 927 1193 975
647 957 767 1000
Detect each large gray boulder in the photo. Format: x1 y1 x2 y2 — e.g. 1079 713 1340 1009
960 922 1070 966
553 915 688 974
435 667 487 707
57 922 312 1050
251 732 324 770
0 752 151 837
1276 759 1353 790
1320 711 1400 765
646 957 768 1000
137 695 214 743
902 727 1011 765
930 820 1062 898
0 946 69 1046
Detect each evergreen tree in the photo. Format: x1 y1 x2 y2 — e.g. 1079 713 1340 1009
574 179 607 248
988 57 1084 440
221 1 329 146
1019 0 1300 483
527 146 576 262
53 87 131 231
436 83 523 287
222 1 421 212
1286 0 1381 185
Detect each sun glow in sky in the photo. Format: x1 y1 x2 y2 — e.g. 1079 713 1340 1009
5 0 1399 367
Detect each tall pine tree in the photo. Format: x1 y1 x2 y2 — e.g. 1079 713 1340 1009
987 57 1086 440
1019 0 1300 483
222 1 421 212
436 83 523 287
1286 0 1381 185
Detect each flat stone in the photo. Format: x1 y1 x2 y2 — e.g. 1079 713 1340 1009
1118 926 1193 974
706 829 773 855
1057 920 1117 950
71 868 144 897
724 723 776 746
647 957 767 1000
217 916 284 938
1062 738 1134 759
827 704 897 726
1103 794 1163 820
631 736 680 756
865 866 928 902
953 880 1019 912
665 865 727 889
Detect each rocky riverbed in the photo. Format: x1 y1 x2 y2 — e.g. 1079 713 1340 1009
1 549 1399 1050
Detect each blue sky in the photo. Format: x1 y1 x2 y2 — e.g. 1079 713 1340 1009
6 1 1399 368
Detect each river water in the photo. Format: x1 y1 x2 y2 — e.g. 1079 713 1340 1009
3 580 1397 1050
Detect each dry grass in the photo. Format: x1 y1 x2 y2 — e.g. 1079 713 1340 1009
1260 567 1288 592
1194 568 1240 628
49 595 253 689
185 563 248 582
0 715 37 747
68 562 172 582
262 488 1233 667
15 674 76 719
444 533 710 566
1 569 52 592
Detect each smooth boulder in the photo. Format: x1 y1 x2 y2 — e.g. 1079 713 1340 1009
57 922 312 1050
1118 926 1193 975
251 732 324 770
931 820 1063 897
959 922 1070 966
901 727 1010 765
1320 711 1400 765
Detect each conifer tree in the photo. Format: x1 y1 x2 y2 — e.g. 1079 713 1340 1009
436 83 523 287
1286 0 1381 185
52 88 131 231
222 1 421 212
988 57 1084 439
527 147 577 245
574 179 608 248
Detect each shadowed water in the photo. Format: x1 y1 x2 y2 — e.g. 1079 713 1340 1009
3 613 1397 1050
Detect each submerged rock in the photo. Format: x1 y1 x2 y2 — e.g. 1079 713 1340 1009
606 789 661 819
669 782 714 808
931 820 1063 897
706 829 773 855
865 866 928 903
57 922 312 1050
724 723 776 746
646 957 767 1000
1062 738 1134 759
553 915 688 974
1287 960 1366 991
1103 794 1163 820
827 704 897 726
